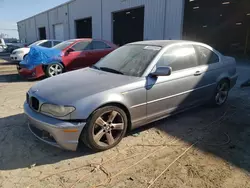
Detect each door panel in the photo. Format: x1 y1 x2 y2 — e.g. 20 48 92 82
91 49 113 63
146 68 204 120
63 51 83 71
146 44 206 121
63 41 91 70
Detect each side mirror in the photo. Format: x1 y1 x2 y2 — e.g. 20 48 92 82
65 48 74 55
150 66 172 77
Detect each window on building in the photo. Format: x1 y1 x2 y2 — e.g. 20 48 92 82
157 45 198 71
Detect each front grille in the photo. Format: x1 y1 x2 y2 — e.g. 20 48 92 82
30 97 39 111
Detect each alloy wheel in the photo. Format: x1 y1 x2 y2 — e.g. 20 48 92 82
215 82 229 105
92 110 125 147
48 64 63 76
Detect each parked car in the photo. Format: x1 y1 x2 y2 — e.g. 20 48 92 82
0 38 7 52
24 40 238 151
18 39 117 79
5 44 20 53
10 40 62 61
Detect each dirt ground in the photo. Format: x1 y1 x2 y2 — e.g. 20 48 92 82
0 56 250 188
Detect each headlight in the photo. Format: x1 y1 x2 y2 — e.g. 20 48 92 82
40 103 75 117
14 51 22 55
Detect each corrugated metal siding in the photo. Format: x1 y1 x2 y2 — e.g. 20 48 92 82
68 0 102 39
35 12 50 39
48 4 69 40
101 0 183 42
17 21 27 43
102 0 167 42
17 0 184 43
29 18 37 42
164 0 184 39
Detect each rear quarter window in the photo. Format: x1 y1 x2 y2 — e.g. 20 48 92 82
157 44 198 71
194 45 219 65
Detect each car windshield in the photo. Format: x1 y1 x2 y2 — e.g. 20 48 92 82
94 44 161 77
53 40 76 50
28 41 43 47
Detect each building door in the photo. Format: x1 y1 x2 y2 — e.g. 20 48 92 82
53 24 64 40
113 7 144 46
75 17 92 38
38 27 46 40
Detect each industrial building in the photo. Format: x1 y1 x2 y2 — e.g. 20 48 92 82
18 0 250 54
17 0 184 46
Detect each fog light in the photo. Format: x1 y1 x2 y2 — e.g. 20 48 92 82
32 72 36 76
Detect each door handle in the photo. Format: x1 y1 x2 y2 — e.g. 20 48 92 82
194 71 202 76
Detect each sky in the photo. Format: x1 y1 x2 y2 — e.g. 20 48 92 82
0 0 69 39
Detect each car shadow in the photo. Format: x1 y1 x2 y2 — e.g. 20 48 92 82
0 73 44 83
0 73 27 83
131 61 250 174
129 98 250 173
0 113 94 170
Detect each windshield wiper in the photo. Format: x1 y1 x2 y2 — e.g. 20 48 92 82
99 67 124 75
91 65 100 70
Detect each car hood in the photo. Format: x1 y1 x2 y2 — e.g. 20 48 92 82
13 47 30 53
30 68 141 105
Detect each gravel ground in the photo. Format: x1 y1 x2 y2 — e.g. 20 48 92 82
0 57 250 188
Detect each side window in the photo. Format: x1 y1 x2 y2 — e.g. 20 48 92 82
92 41 110 50
71 41 90 51
53 41 62 46
39 41 52 48
157 45 198 71
195 45 219 65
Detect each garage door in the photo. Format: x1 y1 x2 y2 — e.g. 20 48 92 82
53 24 64 40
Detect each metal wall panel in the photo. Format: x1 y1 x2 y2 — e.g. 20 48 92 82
27 18 37 42
17 0 184 43
48 4 69 40
17 18 36 43
17 21 27 43
101 0 184 42
164 0 185 40
68 0 102 39
35 12 50 39
101 0 166 42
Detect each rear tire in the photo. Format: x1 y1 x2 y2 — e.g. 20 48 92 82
81 106 128 152
45 63 64 77
210 80 230 107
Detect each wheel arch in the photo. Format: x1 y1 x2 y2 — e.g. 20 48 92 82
42 61 65 72
89 102 132 131
216 74 231 86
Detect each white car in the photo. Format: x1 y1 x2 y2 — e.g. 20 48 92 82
0 38 7 52
10 40 62 61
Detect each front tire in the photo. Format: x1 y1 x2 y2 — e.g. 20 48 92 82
45 63 64 77
81 106 128 151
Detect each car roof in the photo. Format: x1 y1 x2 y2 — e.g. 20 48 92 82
129 40 211 48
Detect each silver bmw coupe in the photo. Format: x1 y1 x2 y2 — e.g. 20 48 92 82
24 40 237 151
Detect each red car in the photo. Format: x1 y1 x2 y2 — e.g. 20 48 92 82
17 39 117 79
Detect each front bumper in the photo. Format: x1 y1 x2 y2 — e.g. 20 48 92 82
17 64 45 79
24 102 86 151
10 54 23 61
